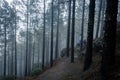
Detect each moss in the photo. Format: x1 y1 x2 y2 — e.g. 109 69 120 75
60 48 67 57
31 68 42 76
93 38 103 53
0 76 16 80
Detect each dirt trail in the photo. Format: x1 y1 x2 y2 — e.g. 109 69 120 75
33 57 83 80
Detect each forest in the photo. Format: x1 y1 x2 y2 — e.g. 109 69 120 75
0 0 120 80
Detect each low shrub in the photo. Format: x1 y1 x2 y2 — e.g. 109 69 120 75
0 76 16 80
77 48 86 60
93 37 103 53
31 68 42 76
60 48 67 57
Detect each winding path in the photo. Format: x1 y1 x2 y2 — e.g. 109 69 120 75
34 57 83 80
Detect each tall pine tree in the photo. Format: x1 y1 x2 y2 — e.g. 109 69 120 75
101 0 118 79
84 0 96 70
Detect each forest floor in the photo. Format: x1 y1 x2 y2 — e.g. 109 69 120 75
24 56 84 80
23 46 120 80
23 52 102 80
21 51 83 80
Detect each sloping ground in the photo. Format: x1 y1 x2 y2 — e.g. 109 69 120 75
34 52 120 80
79 47 120 80
33 57 84 80
30 53 102 80
23 45 120 80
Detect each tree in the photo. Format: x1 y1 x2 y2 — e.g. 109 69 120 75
80 0 85 49
66 0 72 57
4 16 7 77
71 0 76 63
95 0 103 38
84 0 96 70
42 0 46 70
100 0 106 36
101 0 118 79
50 0 54 67
0 0 17 76
13 0 18 76
25 0 29 76
0 0 19 77
32 24 35 68
55 0 60 59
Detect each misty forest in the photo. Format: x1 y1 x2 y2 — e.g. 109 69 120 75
0 0 120 80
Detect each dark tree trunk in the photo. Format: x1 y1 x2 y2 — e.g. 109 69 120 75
20 44 23 76
32 24 35 67
66 0 72 57
80 0 85 49
84 0 96 70
36 14 40 68
42 0 46 69
14 10 17 77
50 0 54 67
38 35 40 67
11 27 14 76
55 1 60 59
28 19 32 75
25 0 29 76
4 18 7 76
96 0 103 38
71 0 76 63
27 31 31 75
46 36 50 65
8 45 10 76
101 0 118 79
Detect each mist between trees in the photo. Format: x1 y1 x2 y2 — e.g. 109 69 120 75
0 0 120 79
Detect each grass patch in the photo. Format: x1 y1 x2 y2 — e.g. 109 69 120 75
31 68 43 76
0 76 16 80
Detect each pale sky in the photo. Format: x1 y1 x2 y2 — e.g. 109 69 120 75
7 0 89 4
7 0 13 3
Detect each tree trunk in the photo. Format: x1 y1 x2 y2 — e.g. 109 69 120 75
100 0 106 37
11 29 14 76
50 0 54 67
66 0 72 57
80 0 85 49
42 0 46 69
14 9 17 77
7 45 10 76
84 0 96 70
32 24 35 68
71 0 76 63
101 0 118 79
4 17 7 76
95 0 103 38
25 0 29 76
20 43 23 76
55 1 60 59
